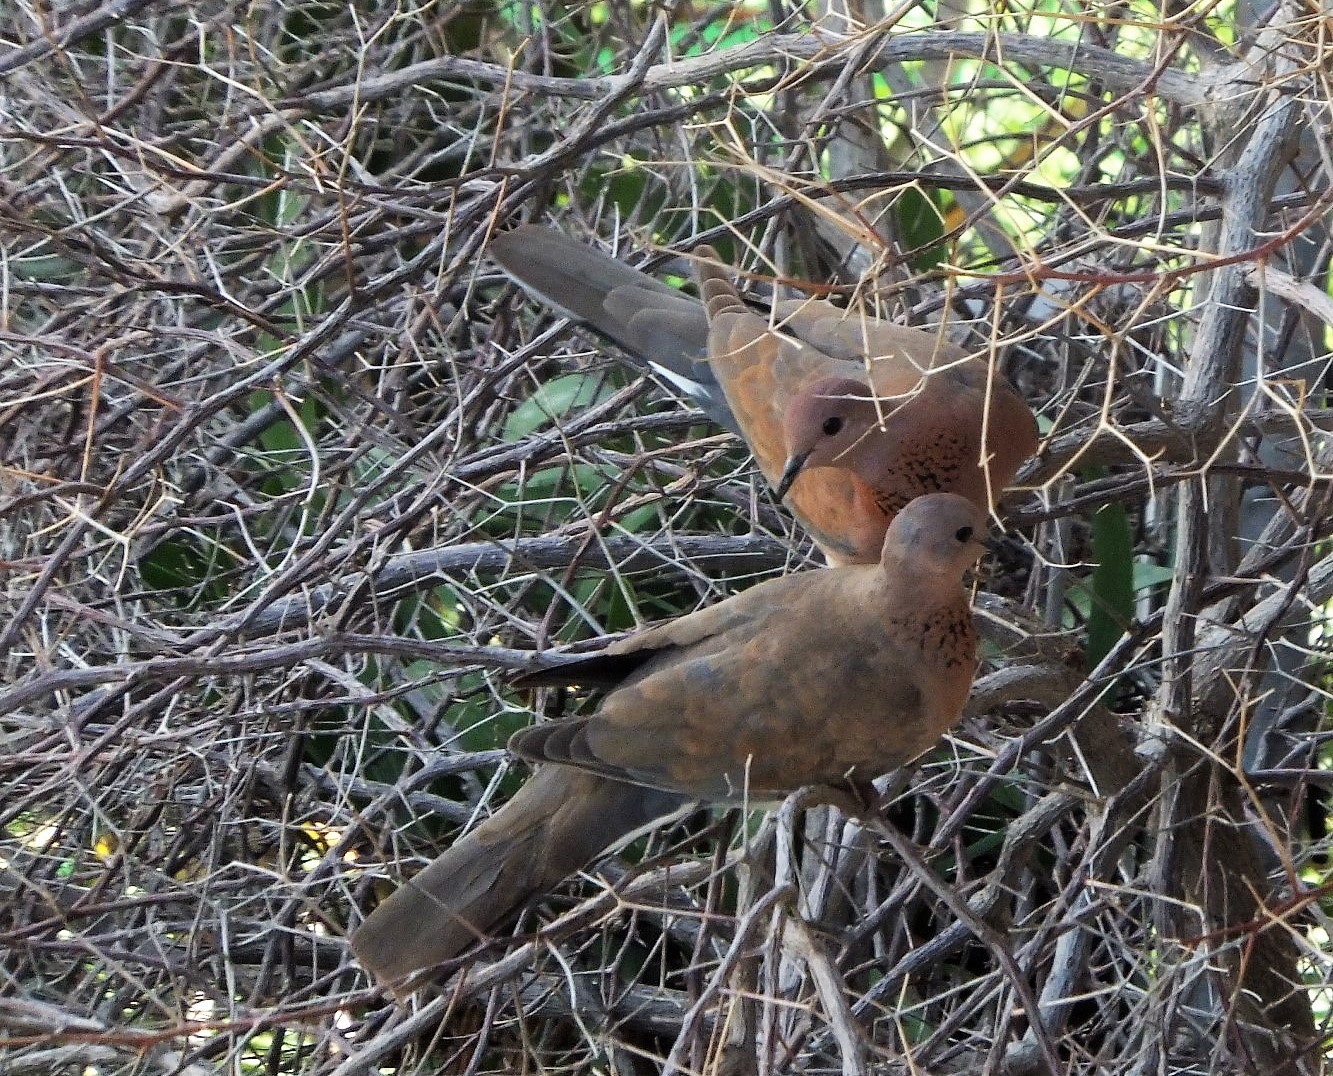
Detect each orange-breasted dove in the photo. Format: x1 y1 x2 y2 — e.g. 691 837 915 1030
489 225 1037 564
350 492 989 984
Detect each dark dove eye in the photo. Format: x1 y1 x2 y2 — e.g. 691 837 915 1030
822 416 844 436
955 526 973 543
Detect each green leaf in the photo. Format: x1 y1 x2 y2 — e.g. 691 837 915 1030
1087 501 1134 668
1133 562 1175 589
894 187 950 271
503 373 611 440
617 504 661 535
138 537 230 606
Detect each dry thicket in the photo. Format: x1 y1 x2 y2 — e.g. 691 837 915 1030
2 0 1333 1073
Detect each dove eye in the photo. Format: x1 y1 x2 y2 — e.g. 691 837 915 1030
955 526 974 543
822 416 844 436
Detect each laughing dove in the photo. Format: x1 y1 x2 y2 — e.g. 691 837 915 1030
489 225 1037 564
350 493 988 985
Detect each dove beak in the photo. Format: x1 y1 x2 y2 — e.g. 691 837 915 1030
981 533 1003 555
774 451 810 502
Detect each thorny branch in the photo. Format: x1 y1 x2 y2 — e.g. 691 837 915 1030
1 1 1331 1074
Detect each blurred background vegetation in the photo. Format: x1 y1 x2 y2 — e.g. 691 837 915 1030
1 0 1331 1072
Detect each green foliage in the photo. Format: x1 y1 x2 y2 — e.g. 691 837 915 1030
893 186 951 270
1086 500 1134 668
502 372 613 440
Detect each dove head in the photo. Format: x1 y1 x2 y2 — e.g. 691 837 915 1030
775 377 885 501
880 493 989 578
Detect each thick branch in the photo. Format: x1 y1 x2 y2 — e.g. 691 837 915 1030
286 30 1238 115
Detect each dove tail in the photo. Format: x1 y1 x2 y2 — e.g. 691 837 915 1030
489 225 736 428
350 766 683 984
491 225 676 343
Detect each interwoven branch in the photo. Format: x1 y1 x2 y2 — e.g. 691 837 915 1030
1 1 1330 1074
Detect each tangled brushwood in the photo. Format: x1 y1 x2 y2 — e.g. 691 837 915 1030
2 2 1332 1074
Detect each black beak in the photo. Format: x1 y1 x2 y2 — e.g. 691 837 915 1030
773 451 810 502
982 533 1003 555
